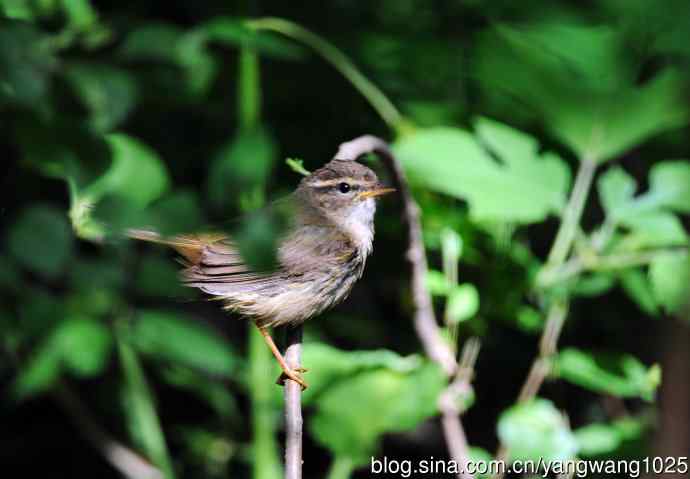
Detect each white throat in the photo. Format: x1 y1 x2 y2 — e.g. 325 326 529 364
337 198 376 256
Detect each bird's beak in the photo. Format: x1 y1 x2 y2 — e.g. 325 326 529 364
358 185 396 199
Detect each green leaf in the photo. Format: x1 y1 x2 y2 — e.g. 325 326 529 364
133 310 237 376
146 189 204 235
445 284 480 323
61 0 98 31
175 30 219 96
207 129 277 210
84 133 171 207
574 423 622 457
56 317 112 377
619 268 659 316
598 166 637 217
13 316 112 397
134 255 192 299
516 306 544 333
1 0 36 20
426 269 451 296
201 17 305 60
556 348 660 401
619 212 687 248
557 70 689 162
13 340 62 397
572 273 616 298
233 206 290 271
117 323 175 479
160 366 241 418
476 23 689 161
394 119 570 223
497 398 578 462
649 251 690 314
68 134 170 240
285 157 310 176
0 21 57 106
645 160 690 213
469 447 494 479
119 23 184 62
8 205 73 278
119 23 218 98
610 161 690 219
64 63 138 133
301 342 422 404
310 361 445 465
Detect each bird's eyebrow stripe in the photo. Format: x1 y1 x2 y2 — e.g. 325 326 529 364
310 178 371 188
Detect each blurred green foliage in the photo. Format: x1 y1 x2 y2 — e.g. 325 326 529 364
2 1 690 478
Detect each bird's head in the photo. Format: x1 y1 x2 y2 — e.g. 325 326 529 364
295 159 395 247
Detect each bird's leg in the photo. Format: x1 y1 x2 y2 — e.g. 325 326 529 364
257 325 308 390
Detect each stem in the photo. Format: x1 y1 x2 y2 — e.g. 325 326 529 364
326 456 356 479
249 326 282 479
238 44 283 479
247 18 403 131
518 300 568 402
495 159 597 477
238 46 261 131
538 247 690 287
547 159 597 266
284 326 304 479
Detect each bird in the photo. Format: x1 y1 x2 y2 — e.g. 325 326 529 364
129 158 395 389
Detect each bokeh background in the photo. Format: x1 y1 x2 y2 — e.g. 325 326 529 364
2 1 690 478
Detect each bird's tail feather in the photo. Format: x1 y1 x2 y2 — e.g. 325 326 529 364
127 228 225 265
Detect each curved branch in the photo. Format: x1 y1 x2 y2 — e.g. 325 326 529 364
335 136 473 479
247 18 403 131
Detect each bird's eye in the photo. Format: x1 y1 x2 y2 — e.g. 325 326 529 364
337 182 351 193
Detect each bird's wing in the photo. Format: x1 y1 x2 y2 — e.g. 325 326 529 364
128 229 281 296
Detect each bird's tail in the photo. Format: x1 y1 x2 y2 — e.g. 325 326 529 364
127 228 225 265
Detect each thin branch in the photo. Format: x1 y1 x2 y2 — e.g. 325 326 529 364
284 326 304 479
538 247 689 288
546 159 597 266
495 159 598 478
335 135 474 479
247 18 403 131
438 338 481 479
55 384 163 479
518 300 568 402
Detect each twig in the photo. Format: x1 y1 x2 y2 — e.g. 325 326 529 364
518 299 568 402
546 159 597 266
336 135 474 479
538 247 689 288
247 18 403 131
438 339 481 479
520 157 597 400
495 159 598 477
284 326 304 479
55 384 163 479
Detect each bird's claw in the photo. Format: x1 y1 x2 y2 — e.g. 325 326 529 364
277 367 309 390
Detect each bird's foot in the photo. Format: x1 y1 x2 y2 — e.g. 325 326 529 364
277 367 309 390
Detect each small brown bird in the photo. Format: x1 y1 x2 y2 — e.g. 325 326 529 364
129 158 394 389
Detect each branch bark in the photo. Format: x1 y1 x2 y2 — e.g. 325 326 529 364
336 135 474 479
284 326 304 479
